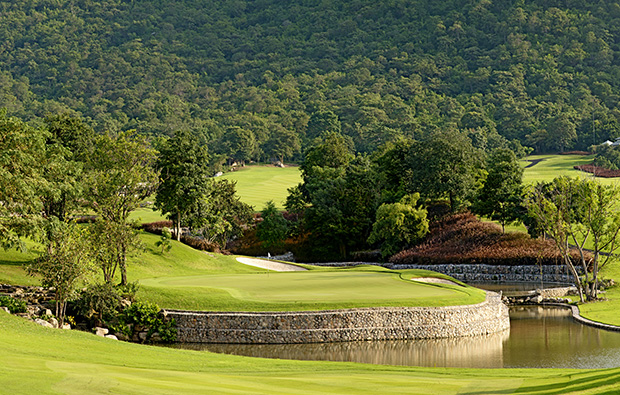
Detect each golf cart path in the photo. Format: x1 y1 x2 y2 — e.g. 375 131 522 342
236 257 307 272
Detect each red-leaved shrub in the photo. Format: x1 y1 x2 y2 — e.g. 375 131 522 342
390 213 588 266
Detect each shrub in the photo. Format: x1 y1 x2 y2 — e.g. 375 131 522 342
116 301 176 343
75 283 122 326
141 221 174 235
390 212 588 266
0 295 27 314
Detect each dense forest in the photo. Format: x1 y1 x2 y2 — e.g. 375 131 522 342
1 0 620 159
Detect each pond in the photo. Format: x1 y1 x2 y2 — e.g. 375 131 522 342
170 306 620 369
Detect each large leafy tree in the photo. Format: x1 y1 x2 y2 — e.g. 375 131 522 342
0 111 47 249
408 130 484 211
368 193 429 258
40 114 94 222
85 131 158 285
473 148 524 233
155 130 211 241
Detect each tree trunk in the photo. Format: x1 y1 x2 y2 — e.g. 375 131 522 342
119 244 127 286
176 212 181 241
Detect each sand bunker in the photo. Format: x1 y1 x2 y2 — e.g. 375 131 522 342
236 257 307 272
412 277 462 286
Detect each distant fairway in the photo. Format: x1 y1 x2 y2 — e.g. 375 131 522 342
222 165 301 210
522 154 620 185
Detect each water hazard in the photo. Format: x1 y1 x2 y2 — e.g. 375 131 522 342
171 306 620 369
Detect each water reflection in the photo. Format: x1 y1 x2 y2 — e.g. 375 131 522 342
171 306 620 369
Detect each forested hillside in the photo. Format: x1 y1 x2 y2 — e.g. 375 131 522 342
1 0 620 157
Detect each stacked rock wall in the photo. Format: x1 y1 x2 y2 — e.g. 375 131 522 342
166 292 509 344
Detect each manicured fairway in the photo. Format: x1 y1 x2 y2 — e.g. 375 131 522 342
139 268 485 311
522 154 620 185
3 312 620 394
221 165 301 209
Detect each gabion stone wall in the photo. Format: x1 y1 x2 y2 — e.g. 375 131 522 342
165 292 509 344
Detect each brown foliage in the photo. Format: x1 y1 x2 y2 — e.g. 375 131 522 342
141 221 173 235
574 164 620 178
561 151 591 155
390 213 588 266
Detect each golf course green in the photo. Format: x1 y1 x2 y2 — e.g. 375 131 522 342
4 233 620 393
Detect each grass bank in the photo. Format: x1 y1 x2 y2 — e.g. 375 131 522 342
4 311 620 394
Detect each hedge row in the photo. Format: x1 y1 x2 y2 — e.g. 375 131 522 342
390 213 588 266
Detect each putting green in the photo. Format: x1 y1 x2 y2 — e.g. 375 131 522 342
139 268 485 311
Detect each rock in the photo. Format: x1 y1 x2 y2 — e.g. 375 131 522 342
48 317 59 329
61 323 71 330
44 309 53 317
150 332 162 342
95 327 109 337
138 331 148 341
115 333 129 341
0 306 10 314
105 334 118 340
35 318 54 328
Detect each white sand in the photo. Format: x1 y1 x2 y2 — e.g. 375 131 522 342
236 257 307 272
412 277 462 286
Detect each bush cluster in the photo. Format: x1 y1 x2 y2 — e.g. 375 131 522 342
390 213 588 266
574 164 620 178
0 295 27 314
112 301 176 343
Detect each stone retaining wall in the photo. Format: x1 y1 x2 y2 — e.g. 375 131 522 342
165 292 509 344
390 264 578 284
302 263 578 284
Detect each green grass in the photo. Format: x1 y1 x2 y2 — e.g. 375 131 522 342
221 164 301 209
4 311 620 394
522 154 620 185
139 268 485 311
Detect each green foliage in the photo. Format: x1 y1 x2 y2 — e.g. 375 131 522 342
155 228 172 254
257 201 288 249
473 148 524 232
116 301 176 343
155 130 211 241
2 0 620 157
0 111 47 249
0 295 26 314
26 221 94 324
368 194 429 258
75 282 122 325
392 131 484 211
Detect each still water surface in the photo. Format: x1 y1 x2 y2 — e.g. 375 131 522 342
173 306 620 368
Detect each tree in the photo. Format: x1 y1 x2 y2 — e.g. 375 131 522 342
257 201 288 249
473 148 524 233
89 219 143 284
0 111 46 249
303 155 382 259
188 179 253 248
85 131 158 285
221 126 257 165
263 127 301 164
27 221 93 325
155 130 211 241
408 130 484 211
306 110 341 141
526 177 620 302
368 193 429 258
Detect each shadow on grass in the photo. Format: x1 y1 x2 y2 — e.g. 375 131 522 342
461 370 620 395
